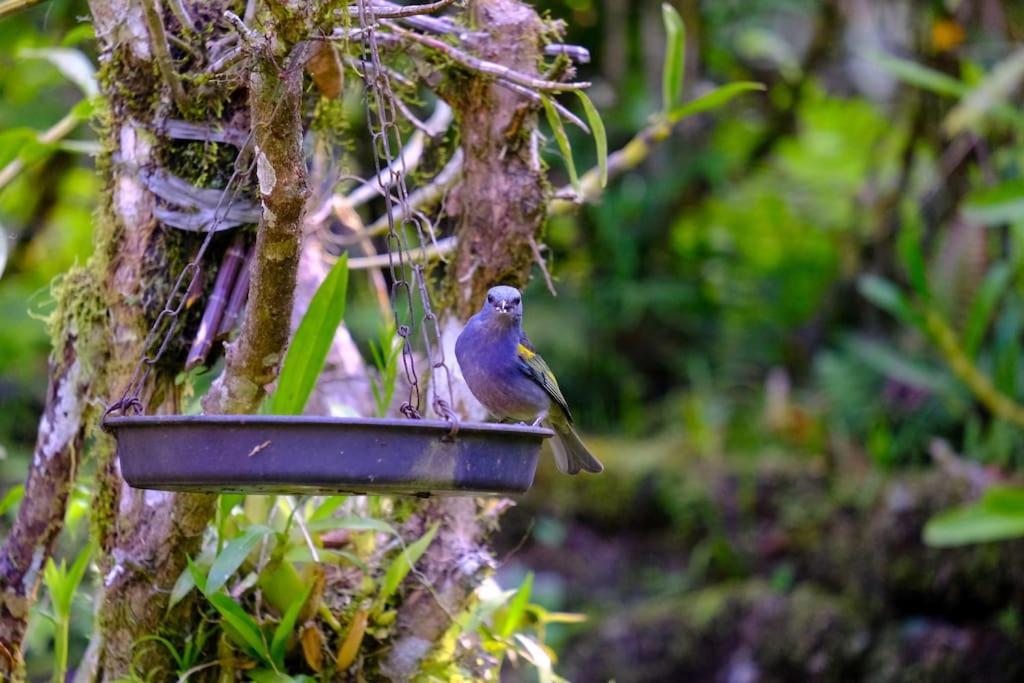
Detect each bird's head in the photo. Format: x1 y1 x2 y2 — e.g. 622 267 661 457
480 285 523 323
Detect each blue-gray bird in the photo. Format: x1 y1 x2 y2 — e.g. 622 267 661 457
455 285 604 475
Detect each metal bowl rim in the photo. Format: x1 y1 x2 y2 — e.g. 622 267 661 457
103 414 554 438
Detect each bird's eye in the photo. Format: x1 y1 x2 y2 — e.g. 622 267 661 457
487 294 495 304
512 297 520 305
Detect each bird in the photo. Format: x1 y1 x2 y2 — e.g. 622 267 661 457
455 285 604 475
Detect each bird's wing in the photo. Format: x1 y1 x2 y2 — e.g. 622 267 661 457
516 336 573 423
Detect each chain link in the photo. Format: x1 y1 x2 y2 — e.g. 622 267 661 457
355 0 457 422
110 2 458 423
107 138 256 417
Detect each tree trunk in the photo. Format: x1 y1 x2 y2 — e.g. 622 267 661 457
385 0 550 678
3 0 562 678
89 3 308 677
447 0 549 318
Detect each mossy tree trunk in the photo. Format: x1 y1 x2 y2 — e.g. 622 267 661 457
383 0 551 678
1 0 560 678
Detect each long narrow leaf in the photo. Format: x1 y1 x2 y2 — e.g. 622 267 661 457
209 593 270 661
378 523 439 606
660 3 686 112
946 47 1024 134
926 506 1016 547
872 53 965 98
306 514 397 535
0 484 24 515
667 82 764 123
169 566 197 610
308 496 348 523
269 254 349 415
964 263 1012 356
575 91 607 188
271 584 313 669
963 179 1024 226
499 572 533 639
541 95 579 193
206 525 272 595
857 275 924 331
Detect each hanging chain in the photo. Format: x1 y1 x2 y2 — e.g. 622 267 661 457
355 0 457 422
109 2 458 422
106 137 256 417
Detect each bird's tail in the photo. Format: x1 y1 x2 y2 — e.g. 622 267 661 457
550 424 604 475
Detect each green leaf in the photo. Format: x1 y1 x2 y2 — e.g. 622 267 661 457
19 48 98 97
378 523 439 607
872 53 965 98
660 3 686 112
206 525 272 595
667 82 765 123
306 514 398 535
857 275 923 331
187 556 208 595
308 495 347 523
499 572 533 638
541 95 579 193
897 221 930 299
283 546 368 571
945 47 1024 134
980 487 1024 514
219 493 244 520
208 593 271 662
271 584 313 668
964 263 1013 356
575 92 607 188
43 545 92 619
71 97 98 121
269 254 348 415
168 565 197 610
0 129 36 168
61 24 96 47
0 484 24 515
964 179 1024 226
61 545 92 615
925 489 1024 547
248 671 302 683
847 336 957 397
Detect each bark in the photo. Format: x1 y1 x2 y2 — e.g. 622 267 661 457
202 55 309 415
95 46 308 683
0 344 92 677
446 0 548 318
0 0 159 672
385 0 549 677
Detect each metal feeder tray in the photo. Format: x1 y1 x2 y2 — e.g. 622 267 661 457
105 415 551 496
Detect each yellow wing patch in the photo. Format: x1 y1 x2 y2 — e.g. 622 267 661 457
516 341 572 422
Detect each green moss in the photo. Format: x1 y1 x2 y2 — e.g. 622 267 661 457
97 45 162 121
162 139 238 189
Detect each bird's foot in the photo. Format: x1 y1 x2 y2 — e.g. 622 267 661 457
531 411 548 427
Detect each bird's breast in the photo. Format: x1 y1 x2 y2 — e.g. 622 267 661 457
456 322 550 421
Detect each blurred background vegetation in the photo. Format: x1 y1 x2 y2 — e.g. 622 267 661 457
4 0 1024 680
